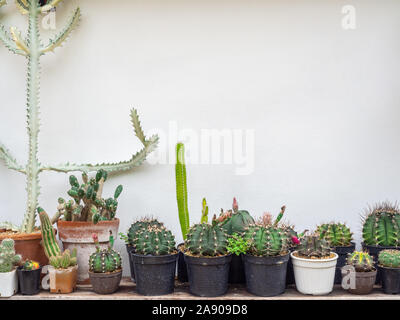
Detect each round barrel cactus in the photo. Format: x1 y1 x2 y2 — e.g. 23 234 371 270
127 218 164 246
89 233 122 273
185 223 228 256
297 235 331 258
133 226 176 256
362 202 400 247
219 198 255 234
317 223 353 247
378 249 400 268
346 251 375 272
243 225 290 256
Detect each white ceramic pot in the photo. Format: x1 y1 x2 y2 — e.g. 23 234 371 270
0 269 18 297
291 251 338 295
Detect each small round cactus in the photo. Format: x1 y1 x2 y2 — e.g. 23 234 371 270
127 218 164 247
297 234 331 258
185 222 228 256
22 260 40 271
378 249 400 268
132 226 176 256
89 233 122 273
346 251 375 272
317 223 353 247
0 239 22 273
219 198 255 235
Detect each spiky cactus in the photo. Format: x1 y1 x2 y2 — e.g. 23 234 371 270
0 239 22 272
317 223 353 247
49 249 77 269
132 226 176 256
297 235 331 258
22 260 40 270
362 202 400 247
38 208 61 258
89 233 121 273
218 198 255 235
0 1 158 234
243 225 289 256
176 143 190 240
378 249 400 268
185 221 228 256
127 218 164 247
346 251 375 272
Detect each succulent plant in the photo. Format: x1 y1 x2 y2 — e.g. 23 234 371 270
49 249 77 269
89 233 122 273
127 218 164 247
132 225 176 256
22 260 40 271
317 223 353 247
218 198 255 235
362 202 400 247
243 225 290 256
346 251 375 272
38 208 62 258
297 234 331 259
185 221 228 256
378 249 400 268
176 143 190 240
0 239 21 273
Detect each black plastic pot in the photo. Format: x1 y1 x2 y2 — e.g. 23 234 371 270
177 243 188 283
379 266 400 294
362 243 399 284
243 253 289 297
286 248 295 287
125 244 136 282
185 254 232 297
17 266 42 295
333 243 355 284
229 254 245 284
132 252 178 296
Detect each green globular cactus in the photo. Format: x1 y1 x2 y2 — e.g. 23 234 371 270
218 197 255 235
378 249 400 268
362 202 400 247
346 251 375 272
0 239 22 273
185 221 228 256
0 1 159 234
49 249 77 269
127 218 164 247
176 143 190 240
89 233 121 273
317 223 353 247
243 225 289 256
132 226 176 256
38 208 61 258
297 235 331 258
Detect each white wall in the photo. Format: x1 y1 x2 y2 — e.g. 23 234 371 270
1 0 400 274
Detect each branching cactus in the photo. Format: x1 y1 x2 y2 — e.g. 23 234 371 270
0 239 22 272
297 234 331 258
89 232 121 273
218 197 255 235
0 1 158 234
49 249 77 269
243 225 289 256
127 218 164 248
378 250 400 268
317 223 353 247
176 143 190 240
185 220 228 256
132 226 176 256
362 202 400 247
346 251 375 272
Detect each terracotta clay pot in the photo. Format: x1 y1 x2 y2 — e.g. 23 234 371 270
89 270 122 294
0 231 48 267
48 265 78 294
57 219 119 283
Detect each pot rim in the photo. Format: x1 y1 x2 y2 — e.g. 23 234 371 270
131 252 178 258
378 264 400 270
17 265 43 272
57 218 120 227
48 265 78 272
183 252 232 259
290 251 338 263
361 243 400 249
88 270 123 278
0 268 17 275
332 242 356 248
0 231 42 241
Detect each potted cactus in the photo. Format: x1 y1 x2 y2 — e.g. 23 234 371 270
88 233 122 294
184 219 231 297
361 202 400 284
317 222 354 284
0 1 158 267
291 234 338 295
342 251 376 295
130 223 177 296
0 239 21 297
17 260 42 295
378 249 400 294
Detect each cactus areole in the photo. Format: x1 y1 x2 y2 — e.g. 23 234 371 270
0 1 158 234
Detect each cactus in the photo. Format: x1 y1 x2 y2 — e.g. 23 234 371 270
297 234 331 258
49 170 123 224
127 218 164 247
89 233 121 273
0 2 158 233
38 208 61 258
201 198 209 224
176 143 190 240
185 220 228 256
317 223 353 247
218 197 255 235
346 251 375 272
0 239 22 273
243 225 289 256
378 249 400 268
22 260 40 270
49 249 77 269
132 225 176 256
362 202 400 247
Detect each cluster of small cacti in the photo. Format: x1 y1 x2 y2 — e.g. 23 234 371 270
132 226 176 256
22 260 40 271
50 250 78 269
89 233 122 273
297 234 331 258
0 239 21 273
317 223 353 247
127 218 165 248
378 250 400 268
346 251 375 272
218 198 255 235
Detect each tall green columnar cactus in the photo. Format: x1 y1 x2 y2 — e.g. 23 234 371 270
38 208 61 258
0 1 158 234
176 143 190 240
0 239 22 272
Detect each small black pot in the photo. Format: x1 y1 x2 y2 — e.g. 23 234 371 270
379 266 400 294
333 243 356 284
243 253 289 297
132 252 178 296
286 248 295 287
229 254 246 284
177 243 188 283
125 244 136 282
185 254 232 297
362 243 400 284
89 270 122 294
17 266 42 295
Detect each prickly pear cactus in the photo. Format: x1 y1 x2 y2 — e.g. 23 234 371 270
219 198 255 234
378 249 400 268
0 239 22 273
297 235 331 258
127 218 164 247
317 223 353 247
362 202 400 247
346 251 375 272
133 226 176 256
89 233 121 273
243 225 289 256
185 222 228 256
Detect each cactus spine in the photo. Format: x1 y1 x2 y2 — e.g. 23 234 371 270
243 225 289 256
0 239 22 273
176 143 190 240
132 225 176 256
378 249 400 268
38 208 61 258
317 223 353 247
346 251 375 272
0 1 158 233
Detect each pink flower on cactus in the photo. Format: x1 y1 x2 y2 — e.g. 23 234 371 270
292 236 300 245
232 197 238 212
92 233 98 242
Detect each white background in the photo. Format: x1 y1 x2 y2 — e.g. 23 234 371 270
1 0 400 275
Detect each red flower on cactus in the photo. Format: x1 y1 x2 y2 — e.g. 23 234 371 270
232 197 238 212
